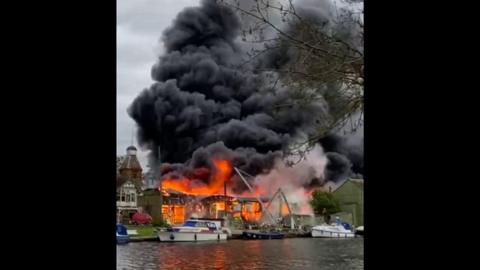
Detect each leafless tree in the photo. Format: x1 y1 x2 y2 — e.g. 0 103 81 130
217 0 363 159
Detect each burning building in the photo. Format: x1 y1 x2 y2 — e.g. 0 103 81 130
138 188 194 225
139 159 269 226
140 191 266 227
129 0 363 227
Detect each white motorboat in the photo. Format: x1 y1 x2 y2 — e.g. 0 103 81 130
158 218 228 242
311 223 355 238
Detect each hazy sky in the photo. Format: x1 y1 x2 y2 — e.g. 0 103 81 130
117 0 200 168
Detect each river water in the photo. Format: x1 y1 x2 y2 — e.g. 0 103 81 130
117 237 363 270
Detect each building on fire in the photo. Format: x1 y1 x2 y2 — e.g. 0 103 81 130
138 188 192 225
116 148 363 230
138 188 265 227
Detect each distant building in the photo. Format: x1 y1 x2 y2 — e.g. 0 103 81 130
332 178 364 227
117 146 144 222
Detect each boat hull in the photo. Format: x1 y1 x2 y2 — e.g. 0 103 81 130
242 232 285 240
311 228 355 238
116 234 130 244
116 224 130 244
158 231 227 242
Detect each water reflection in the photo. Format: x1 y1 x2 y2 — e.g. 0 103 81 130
117 238 363 270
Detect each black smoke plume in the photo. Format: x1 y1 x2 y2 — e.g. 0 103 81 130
319 128 364 180
128 0 326 190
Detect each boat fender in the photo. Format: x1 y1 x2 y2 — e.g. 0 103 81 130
194 234 197 241
170 234 174 240
217 234 220 240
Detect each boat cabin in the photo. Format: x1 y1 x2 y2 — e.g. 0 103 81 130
183 219 222 230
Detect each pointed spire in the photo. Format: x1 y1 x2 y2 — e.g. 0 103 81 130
131 126 135 146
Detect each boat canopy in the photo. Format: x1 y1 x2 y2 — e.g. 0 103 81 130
116 224 128 235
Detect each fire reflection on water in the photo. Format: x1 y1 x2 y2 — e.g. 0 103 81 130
119 239 364 270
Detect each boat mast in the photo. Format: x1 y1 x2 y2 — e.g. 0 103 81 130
278 188 295 229
233 167 277 225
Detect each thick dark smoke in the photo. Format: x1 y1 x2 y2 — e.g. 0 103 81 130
324 152 352 182
249 0 364 183
319 128 364 180
128 0 326 190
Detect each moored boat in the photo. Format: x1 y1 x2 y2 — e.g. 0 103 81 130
311 223 355 238
157 218 228 242
116 224 130 244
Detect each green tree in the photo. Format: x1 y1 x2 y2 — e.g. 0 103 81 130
310 190 341 215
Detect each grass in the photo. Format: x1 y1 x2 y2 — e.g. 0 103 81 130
125 225 159 238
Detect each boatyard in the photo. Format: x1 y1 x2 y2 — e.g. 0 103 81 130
123 225 362 243
118 152 363 243
117 145 363 244
117 0 363 268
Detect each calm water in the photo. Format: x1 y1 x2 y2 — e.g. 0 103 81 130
117 238 363 270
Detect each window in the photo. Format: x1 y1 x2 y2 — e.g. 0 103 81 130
207 222 217 230
184 220 196 227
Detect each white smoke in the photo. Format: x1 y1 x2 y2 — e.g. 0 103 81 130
245 144 328 215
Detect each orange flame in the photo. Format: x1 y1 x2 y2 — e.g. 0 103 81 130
161 159 232 196
213 202 225 211
159 159 316 222
241 202 262 222
281 204 290 216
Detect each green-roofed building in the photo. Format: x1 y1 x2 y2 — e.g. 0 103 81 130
332 178 364 227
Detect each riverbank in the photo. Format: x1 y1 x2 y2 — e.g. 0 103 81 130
130 236 158 242
124 225 363 242
125 226 314 242
126 225 158 241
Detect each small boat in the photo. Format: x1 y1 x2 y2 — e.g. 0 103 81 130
157 218 228 242
312 222 355 238
116 224 130 244
242 231 285 240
